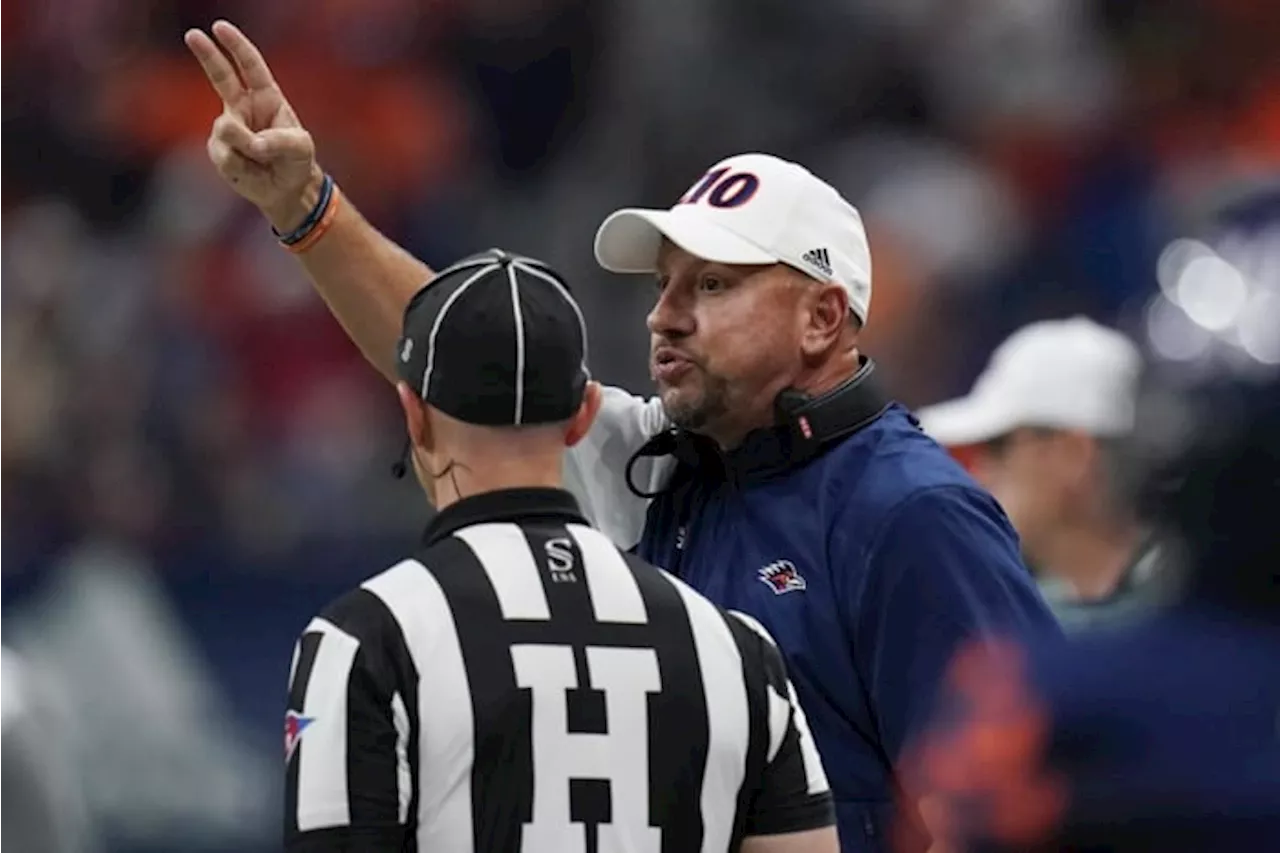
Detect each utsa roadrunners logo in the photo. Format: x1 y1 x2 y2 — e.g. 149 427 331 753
285 710 314 761
759 560 807 595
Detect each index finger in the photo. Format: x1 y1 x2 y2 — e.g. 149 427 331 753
211 20 276 92
184 28 243 104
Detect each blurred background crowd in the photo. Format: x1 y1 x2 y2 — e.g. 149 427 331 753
2 0 1278 851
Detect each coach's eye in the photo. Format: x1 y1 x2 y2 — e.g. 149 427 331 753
699 275 726 293
654 275 670 293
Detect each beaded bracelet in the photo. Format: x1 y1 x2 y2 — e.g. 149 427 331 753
284 185 342 255
273 173 336 250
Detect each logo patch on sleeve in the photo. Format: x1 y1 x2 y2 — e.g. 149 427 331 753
285 710 315 761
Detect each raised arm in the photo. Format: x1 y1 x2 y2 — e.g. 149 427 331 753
184 20 424 383
185 20 676 544
564 386 671 548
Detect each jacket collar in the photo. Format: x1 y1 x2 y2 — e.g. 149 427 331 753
628 356 894 492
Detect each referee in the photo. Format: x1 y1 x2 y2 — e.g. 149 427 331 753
284 250 837 853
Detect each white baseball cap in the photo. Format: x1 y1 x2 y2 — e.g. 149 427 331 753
917 316 1142 446
593 153 874 323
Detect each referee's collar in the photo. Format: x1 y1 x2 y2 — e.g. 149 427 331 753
423 487 588 546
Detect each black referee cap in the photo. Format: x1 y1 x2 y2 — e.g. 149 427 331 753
395 249 590 427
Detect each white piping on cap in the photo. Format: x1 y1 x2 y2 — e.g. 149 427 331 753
420 263 501 399
514 260 591 379
507 263 527 425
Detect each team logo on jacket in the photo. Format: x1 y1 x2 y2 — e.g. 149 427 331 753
759 559 807 595
285 710 314 761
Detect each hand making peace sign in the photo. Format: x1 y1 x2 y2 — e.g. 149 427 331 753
184 21 323 231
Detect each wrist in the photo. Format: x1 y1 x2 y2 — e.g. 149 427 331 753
264 165 326 233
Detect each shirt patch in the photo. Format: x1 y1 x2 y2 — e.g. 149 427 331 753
285 710 314 761
759 559 807 595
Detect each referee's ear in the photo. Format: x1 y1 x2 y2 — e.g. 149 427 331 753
564 381 603 448
396 380 431 451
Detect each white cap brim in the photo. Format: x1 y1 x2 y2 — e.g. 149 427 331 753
915 396 1021 447
594 207 779 273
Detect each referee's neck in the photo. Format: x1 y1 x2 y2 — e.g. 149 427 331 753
420 391 594 510
427 449 566 511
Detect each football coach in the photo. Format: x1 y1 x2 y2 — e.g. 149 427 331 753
185 20 1059 852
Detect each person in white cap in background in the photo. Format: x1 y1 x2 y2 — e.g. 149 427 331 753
917 317 1176 633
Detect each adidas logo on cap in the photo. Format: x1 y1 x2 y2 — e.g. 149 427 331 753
801 247 833 278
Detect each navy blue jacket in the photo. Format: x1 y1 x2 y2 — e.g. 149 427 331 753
629 403 1059 851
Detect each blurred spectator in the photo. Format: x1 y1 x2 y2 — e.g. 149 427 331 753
4 543 277 851
3 645 97 853
917 318 1177 632
899 185 1280 852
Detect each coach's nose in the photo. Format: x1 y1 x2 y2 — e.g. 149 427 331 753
646 281 696 340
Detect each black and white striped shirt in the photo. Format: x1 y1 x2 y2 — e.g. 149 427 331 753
284 488 833 852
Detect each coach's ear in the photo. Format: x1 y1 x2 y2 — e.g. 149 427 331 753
565 381 603 448
396 381 432 451
801 280 851 362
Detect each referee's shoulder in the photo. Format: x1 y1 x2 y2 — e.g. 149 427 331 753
308 556 435 649
644 562 788 683
720 608 789 691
